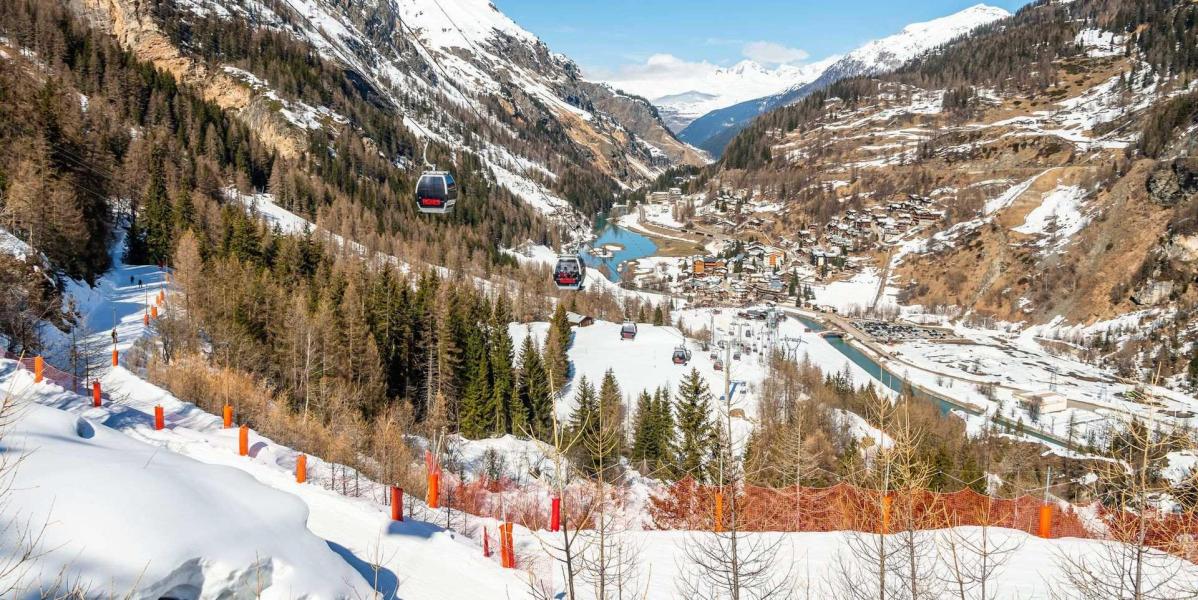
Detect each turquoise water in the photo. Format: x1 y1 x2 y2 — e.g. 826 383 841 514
585 225 658 282
795 316 960 415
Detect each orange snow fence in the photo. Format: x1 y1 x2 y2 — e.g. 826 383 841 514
651 478 1095 540
296 454 307 484
154 405 164 430
391 486 404 521
92 381 102 407
33 356 43 383
238 425 248 456
223 405 233 428
427 472 441 509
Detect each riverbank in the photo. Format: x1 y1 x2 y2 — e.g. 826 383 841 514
782 308 1078 449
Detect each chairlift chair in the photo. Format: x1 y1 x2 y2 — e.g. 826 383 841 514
620 321 638 340
553 255 586 290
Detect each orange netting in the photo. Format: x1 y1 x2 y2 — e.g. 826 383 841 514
651 478 1198 559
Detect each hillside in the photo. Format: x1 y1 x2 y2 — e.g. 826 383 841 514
698 0 1198 384
678 3 1010 157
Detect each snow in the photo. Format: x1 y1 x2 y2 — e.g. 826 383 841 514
0 226 34 261
1075 28 1126 59
834 4 1009 74
0 375 371 598
812 268 897 313
608 57 837 131
489 162 571 216
222 65 347 131
1164 450 1198 485
8 223 1198 598
231 189 316 235
1012 185 1089 250
984 174 1040 215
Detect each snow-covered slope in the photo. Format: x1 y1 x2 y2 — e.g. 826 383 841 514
678 4 1010 155
0 377 372 598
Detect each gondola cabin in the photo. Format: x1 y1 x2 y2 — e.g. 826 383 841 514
554 255 586 290
671 346 690 365
415 171 458 214
620 321 638 340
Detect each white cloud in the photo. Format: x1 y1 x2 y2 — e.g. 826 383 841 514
741 41 809 65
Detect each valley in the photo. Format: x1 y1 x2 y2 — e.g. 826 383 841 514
2 0 1198 598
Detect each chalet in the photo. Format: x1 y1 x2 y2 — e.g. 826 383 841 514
566 312 595 328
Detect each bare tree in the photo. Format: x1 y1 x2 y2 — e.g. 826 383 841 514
676 336 794 600
527 371 599 600
1052 415 1198 600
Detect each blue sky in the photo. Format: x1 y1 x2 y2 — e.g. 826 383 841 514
493 1 1030 78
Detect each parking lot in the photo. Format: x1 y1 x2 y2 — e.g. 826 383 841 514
853 319 952 341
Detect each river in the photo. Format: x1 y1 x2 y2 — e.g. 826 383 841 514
584 223 658 283
793 314 1070 446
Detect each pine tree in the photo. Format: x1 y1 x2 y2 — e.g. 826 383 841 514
630 390 656 466
459 334 492 439
544 303 571 392
490 300 516 434
675 368 714 481
652 386 677 471
516 333 552 439
597 369 625 458
568 376 601 473
141 155 174 265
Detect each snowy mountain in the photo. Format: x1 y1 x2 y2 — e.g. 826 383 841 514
605 58 836 133
678 3 1011 156
71 0 702 220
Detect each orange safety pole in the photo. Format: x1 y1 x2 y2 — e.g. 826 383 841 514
223 404 233 428
714 492 724 533
390 486 404 521
296 455 307 484
881 494 893 534
154 405 164 430
506 524 516 569
143 313 149 326
92 381 102 407
238 424 249 456
112 349 119 367
1038 504 1053 539
33 356 44 383
498 524 507 567
427 472 440 509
